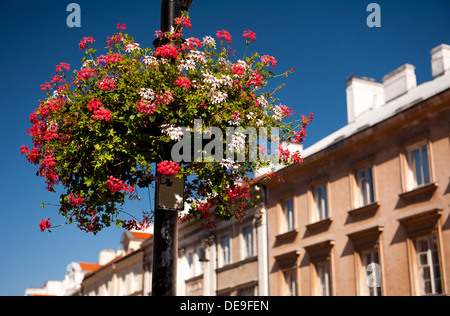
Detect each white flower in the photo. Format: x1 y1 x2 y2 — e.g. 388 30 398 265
188 51 206 64
257 95 269 108
202 36 216 49
139 88 155 100
161 124 184 142
82 59 97 68
246 112 255 120
272 105 284 121
125 43 140 52
208 89 228 104
256 119 265 127
178 58 196 72
143 56 158 66
228 132 246 152
220 158 240 173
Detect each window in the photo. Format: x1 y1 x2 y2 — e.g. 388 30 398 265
361 250 382 296
220 236 231 267
283 198 295 232
415 236 442 295
356 166 375 207
243 227 255 258
316 261 332 296
407 143 431 189
284 270 298 296
187 250 195 278
314 185 328 222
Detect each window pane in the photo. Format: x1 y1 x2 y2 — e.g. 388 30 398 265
421 146 430 184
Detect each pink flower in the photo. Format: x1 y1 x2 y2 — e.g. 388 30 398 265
68 193 85 207
106 176 135 194
175 16 192 30
79 37 95 50
157 161 180 177
39 218 51 232
92 108 111 122
155 44 179 59
175 76 191 89
137 100 156 115
261 55 277 68
98 53 123 65
243 30 256 42
116 23 126 31
55 63 70 74
216 30 232 44
97 78 116 91
77 68 96 81
247 71 263 87
87 98 103 111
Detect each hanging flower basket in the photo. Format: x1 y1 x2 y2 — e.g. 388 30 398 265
21 15 312 233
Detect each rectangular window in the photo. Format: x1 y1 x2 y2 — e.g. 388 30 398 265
314 185 328 222
408 143 430 189
283 198 295 232
220 236 231 266
356 166 375 207
316 261 332 296
416 236 442 295
187 251 195 278
284 270 298 296
361 250 382 296
244 227 254 258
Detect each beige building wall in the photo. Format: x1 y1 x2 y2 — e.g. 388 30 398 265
266 46 450 296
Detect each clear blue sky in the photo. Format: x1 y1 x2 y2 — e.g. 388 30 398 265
0 0 449 296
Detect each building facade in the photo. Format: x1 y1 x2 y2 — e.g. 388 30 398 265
265 44 450 296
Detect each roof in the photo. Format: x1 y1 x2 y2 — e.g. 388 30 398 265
302 71 450 160
131 232 153 240
78 262 103 272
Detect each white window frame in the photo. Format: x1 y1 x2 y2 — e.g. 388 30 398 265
361 249 382 296
356 166 375 207
284 269 298 296
415 235 442 295
407 142 431 190
314 185 328 222
243 226 255 258
219 235 231 267
316 261 332 296
282 198 295 233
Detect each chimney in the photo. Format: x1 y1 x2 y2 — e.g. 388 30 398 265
431 44 450 77
346 77 384 124
382 64 417 103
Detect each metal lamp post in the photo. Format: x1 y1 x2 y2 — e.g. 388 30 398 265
151 0 193 297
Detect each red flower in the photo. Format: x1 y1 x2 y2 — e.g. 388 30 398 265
106 176 135 194
87 98 103 111
39 218 51 232
155 44 179 59
261 55 277 68
175 76 191 89
55 63 70 74
175 17 192 30
243 30 256 42
97 78 116 91
79 37 95 50
92 108 111 122
137 100 156 115
157 161 180 177
116 23 126 31
77 68 96 81
216 30 232 44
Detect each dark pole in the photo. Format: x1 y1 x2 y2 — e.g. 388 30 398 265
151 0 191 297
